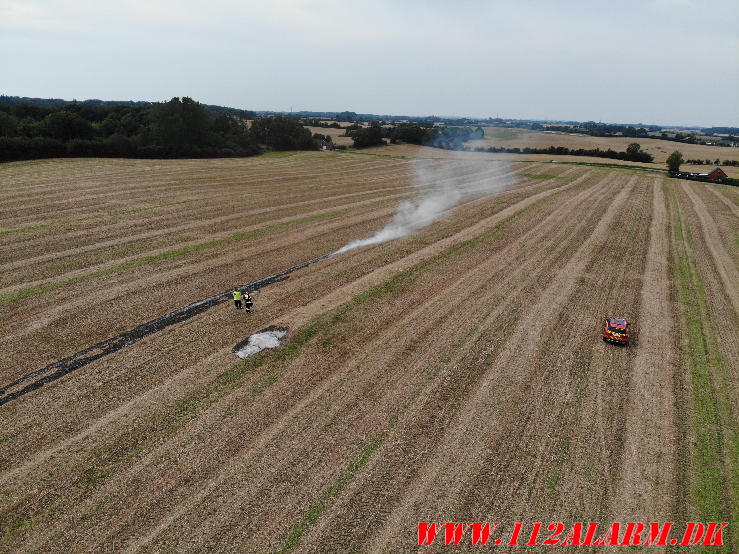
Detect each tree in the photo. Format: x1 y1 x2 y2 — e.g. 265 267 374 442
0 111 16 136
352 126 385 148
249 115 315 151
387 123 432 145
42 111 94 141
623 142 653 163
666 150 684 173
149 98 187 149
337 111 357 122
149 97 209 151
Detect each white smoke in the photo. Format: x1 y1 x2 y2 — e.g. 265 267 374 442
333 154 511 256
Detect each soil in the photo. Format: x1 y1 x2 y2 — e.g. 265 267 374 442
0 152 735 552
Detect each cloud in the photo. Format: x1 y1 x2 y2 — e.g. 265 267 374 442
1 0 215 34
2 0 737 126
0 1 60 32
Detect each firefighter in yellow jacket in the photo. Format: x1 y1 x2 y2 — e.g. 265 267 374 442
232 289 244 309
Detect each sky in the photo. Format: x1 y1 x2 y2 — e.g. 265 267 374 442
2 0 738 127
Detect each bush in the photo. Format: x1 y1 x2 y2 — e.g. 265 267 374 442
250 115 316 151
667 150 684 172
104 134 137 157
67 139 101 156
0 137 66 161
352 126 385 148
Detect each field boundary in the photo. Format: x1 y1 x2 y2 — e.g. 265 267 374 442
668 183 737 549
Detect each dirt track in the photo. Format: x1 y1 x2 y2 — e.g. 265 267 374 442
1 152 736 551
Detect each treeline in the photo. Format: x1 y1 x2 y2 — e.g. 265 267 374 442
249 116 315 150
341 122 433 148
0 95 256 120
685 158 739 166
537 122 656 138
0 95 149 109
301 118 342 129
704 127 739 135
424 126 485 149
344 122 471 149
471 144 654 163
0 97 317 162
655 132 736 147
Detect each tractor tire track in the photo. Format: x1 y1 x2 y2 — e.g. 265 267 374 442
608 179 678 521
109 171 606 552
283 176 622 552
680 181 739 316
2 170 600 548
368 177 636 550
123 172 606 551
457 178 651 529
9 159 701 552
0 190 408 286
1 170 559 374
669 183 738 549
0 163 529 288
707 185 739 219
1 173 593 478
0 157 410 207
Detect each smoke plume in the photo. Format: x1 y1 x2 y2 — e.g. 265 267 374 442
333 154 512 256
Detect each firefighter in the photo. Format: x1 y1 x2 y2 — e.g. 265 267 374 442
232 288 243 309
243 291 254 313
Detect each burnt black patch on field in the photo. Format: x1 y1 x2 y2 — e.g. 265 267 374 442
0 255 330 406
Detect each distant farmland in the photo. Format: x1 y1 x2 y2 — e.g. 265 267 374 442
464 126 739 177
305 125 354 146
1 151 736 551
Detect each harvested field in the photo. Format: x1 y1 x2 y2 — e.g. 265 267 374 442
305 126 354 147
367 138 739 178
1 151 736 551
469 126 739 167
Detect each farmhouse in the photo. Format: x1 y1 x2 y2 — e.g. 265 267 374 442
670 167 728 184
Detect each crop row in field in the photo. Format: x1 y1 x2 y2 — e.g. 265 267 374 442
1 153 736 551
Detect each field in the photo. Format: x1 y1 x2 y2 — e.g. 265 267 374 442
464 127 739 178
1 151 737 551
305 126 354 147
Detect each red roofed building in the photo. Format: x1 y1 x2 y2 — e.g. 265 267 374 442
671 167 729 184
706 167 727 181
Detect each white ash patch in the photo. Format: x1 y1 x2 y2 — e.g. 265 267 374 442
234 327 288 359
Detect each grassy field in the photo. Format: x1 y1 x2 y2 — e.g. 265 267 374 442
1 151 737 551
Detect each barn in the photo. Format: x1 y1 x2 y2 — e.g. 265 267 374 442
705 167 728 181
670 167 728 184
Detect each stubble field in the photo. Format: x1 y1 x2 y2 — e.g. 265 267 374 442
464 127 739 178
0 150 736 551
